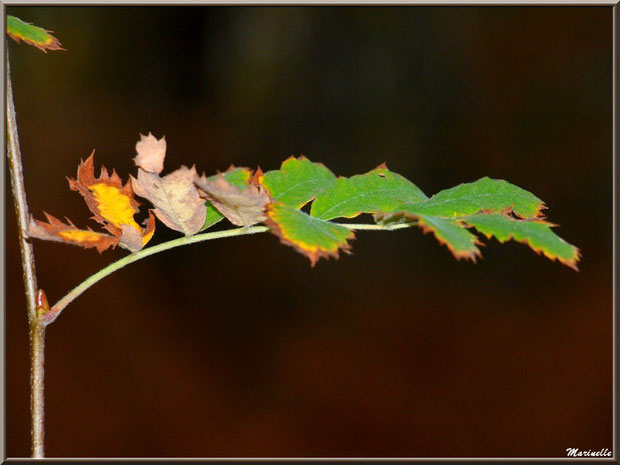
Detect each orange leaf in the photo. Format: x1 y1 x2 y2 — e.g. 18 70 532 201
30 154 156 253
28 213 119 253
67 153 155 251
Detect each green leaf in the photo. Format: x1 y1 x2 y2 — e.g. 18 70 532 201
201 167 252 230
260 156 336 208
376 208 579 269
374 209 483 261
265 202 355 266
372 175 576 268
463 213 580 270
417 215 482 261
388 177 544 219
310 165 428 220
7 15 64 52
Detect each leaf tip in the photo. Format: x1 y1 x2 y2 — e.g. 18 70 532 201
251 166 264 186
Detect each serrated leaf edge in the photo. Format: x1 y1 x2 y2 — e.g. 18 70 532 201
264 203 355 266
465 214 581 271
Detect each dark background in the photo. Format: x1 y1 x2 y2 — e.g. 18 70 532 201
6 6 612 458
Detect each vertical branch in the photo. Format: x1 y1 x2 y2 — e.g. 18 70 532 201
28 324 45 458
7 47 46 458
6 49 38 318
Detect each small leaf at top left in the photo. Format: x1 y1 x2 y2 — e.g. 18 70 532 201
7 15 64 53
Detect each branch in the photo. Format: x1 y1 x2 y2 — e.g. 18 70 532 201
6 49 39 322
44 222 412 325
7 46 46 459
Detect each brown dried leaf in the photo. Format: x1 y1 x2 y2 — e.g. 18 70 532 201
134 133 166 175
194 174 271 227
131 166 206 236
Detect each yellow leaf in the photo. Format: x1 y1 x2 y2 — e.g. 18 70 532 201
89 183 142 233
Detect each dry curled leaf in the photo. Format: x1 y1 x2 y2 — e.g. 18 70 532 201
132 166 205 236
195 173 271 227
131 133 206 236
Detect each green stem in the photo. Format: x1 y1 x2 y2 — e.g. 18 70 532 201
340 223 411 231
45 226 267 324
45 222 411 325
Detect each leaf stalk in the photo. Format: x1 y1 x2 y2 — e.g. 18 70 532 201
46 222 412 324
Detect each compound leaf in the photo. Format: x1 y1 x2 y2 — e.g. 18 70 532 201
26 133 580 270
310 165 427 220
7 15 64 52
266 202 355 266
260 156 336 208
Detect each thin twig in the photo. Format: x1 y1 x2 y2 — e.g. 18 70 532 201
45 225 269 324
7 47 46 458
45 222 413 325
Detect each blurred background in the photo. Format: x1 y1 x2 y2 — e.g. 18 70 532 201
6 6 612 458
